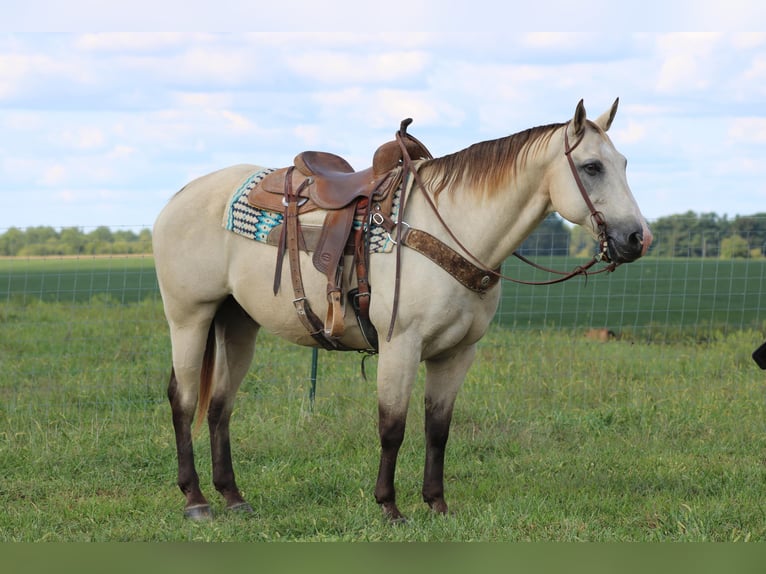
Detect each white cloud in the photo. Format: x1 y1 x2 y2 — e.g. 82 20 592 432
654 33 723 94
55 127 106 150
38 163 68 186
731 33 766 50
727 117 766 144
75 33 213 52
0 52 57 98
1 110 44 131
107 145 136 160
370 89 465 129
219 110 254 133
287 50 430 84
172 92 234 109
613 120 647 145
292 124 322 147
2 32 766 228
744 55 766 81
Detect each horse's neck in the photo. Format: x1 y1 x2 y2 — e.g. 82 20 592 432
412 153 556 271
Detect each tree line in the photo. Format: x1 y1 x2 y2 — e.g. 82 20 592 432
0 226 152 256
2 211 766 257
518 211 766 259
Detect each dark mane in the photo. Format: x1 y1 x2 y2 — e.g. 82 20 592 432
419 122 564 198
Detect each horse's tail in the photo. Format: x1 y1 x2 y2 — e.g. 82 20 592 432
193 321 216 435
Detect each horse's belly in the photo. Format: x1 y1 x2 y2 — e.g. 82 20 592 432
227 243 371 349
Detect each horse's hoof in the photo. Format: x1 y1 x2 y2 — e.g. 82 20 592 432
184 504 213 521
428 499 449 515
381 503 408 525
227 501 254 514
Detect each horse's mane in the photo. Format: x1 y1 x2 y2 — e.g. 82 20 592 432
419 122 564 198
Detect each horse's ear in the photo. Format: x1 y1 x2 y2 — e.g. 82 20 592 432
571 99 587 136
595 98 619 132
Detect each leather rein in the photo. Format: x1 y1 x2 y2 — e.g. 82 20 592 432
395 120 618 287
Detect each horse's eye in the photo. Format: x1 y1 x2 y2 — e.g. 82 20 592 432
582 161 603 176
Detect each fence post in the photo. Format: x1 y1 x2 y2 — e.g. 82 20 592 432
309 347 319 409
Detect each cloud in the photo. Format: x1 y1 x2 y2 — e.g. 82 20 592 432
612 120 647 145
654 33 723 94
54 126 106 150
287 49 431 85
2 32 766 228
727 117 766 144
75 33 214 52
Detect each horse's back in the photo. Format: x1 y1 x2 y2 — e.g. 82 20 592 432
153 165 267 307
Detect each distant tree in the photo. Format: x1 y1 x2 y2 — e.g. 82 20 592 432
568 225 597 257
720 235 749 258
0 227 25 256
731 213 766 256
518 214 570 256
60 227 86 255
0 226 154 256
25 226 58 247
137 229 153 253
650 211 729 257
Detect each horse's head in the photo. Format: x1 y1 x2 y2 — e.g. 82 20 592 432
549 99 652 264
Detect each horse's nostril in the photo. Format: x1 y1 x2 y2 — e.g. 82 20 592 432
629 231 643 248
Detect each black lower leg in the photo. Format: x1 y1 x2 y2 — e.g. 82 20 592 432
374 410 407 521
168 370 210 517
208 396 251 511
422 399 452 513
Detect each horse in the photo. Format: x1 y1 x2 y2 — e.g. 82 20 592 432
152 99 653 522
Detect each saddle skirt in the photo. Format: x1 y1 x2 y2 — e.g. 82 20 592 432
223 168 402 255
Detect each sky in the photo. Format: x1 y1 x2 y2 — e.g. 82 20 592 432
2 12 766 231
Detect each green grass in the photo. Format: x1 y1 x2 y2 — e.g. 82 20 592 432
1 255 766 541
497 255 766 335
1 291 765 541
0 255 159 304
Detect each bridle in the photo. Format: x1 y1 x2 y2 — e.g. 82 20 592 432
382 120 621 342
563 123 612 267
396 120 619 289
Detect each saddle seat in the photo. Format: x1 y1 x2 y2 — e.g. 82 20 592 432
248 139 407 213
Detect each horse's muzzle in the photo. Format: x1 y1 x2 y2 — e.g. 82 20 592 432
607 221 653 263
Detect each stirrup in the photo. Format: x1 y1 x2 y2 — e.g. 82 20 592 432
324 287 345 338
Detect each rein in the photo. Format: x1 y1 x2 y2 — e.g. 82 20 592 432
502 125 619 284
386 120 619 339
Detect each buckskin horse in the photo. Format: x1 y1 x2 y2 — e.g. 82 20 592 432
153 99 653 521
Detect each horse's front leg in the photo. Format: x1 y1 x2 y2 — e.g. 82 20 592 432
422 344 477 515
374 345 419 522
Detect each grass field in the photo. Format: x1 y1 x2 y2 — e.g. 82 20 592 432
1 255 766 541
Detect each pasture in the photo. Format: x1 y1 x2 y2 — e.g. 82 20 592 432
1 255 765 541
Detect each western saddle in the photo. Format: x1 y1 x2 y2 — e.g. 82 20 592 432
247 119 432 351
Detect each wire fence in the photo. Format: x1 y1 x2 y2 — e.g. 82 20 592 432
1 224 765 418
2 225 766 334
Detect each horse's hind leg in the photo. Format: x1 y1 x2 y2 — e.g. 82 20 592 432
165 303 220 520
206 296 259 513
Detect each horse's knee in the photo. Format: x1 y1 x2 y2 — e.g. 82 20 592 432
167 368 178 402
378 409 406 450
206 395 232 426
